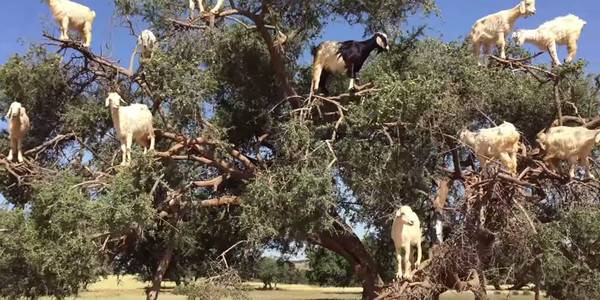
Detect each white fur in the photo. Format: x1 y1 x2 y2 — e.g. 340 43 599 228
470 0 536 65
46 0 96 47
138 29 157 62
460 121 521 175
105 93 155 166
536 126 600 179
391 205 422 280
512 15 586 66
189 0 224 18
5 102 31 163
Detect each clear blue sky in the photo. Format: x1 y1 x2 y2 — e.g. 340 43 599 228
2 1 600 71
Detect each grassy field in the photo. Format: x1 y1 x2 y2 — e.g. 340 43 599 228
40 276 545 300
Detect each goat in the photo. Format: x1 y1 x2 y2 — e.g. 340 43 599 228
138 29 157 62
46 0 96 47
391 205 422 280
105 93 155 166
127 30 157 73
470 0 536 65
189 0 224 18
512 14 587 66
459 121 521 175
536 126 600 179
310 32 389 95
5 102 31 163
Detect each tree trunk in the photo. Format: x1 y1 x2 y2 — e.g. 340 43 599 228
250 7 378 299
308 215 384 300
146 244 174 300
251 15 301 108
472 272 489 300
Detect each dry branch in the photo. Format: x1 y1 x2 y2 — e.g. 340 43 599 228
25 132 75 156
490 54 557 82
200 196 241 207
44 34 134 77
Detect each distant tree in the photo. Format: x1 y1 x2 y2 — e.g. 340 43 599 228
257 257 305 289
306 246 357 287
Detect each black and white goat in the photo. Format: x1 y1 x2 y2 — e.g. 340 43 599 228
310 32 389 95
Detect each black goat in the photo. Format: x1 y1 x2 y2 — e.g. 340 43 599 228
310 32 389 95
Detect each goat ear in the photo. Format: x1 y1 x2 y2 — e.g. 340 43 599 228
519 2 526 14
19 107 26 116
105 96 110 107
5 106 11 119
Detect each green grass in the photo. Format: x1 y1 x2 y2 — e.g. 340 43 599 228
39 276 546 300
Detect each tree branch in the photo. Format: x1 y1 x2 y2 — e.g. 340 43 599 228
199 196 241 207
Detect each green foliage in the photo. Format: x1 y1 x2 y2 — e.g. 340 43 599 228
0 174 105 299
96 158 158 236
209 27 281 144
333 0 437 34
306 246 357 287
335 39 599 224
537 208 600 300
256 257 306 289
3 1 600 299
0 46 73 148
242 163 336 244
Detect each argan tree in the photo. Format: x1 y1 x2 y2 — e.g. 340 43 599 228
1 1 600 300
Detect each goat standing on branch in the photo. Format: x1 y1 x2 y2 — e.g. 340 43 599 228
105 93 155 166
391 206 423 280
513 14 587 66
460 121 521 175
470 0 536 65
128 30 157 74
5 102 31 163
310 32 389 96
537 126 600 179
45 0 96 47
138 30 157 62
189 0 224 18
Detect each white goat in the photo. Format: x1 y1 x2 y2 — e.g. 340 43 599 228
512 15 587 66
138 29 157 62
459 122 521 175
105 93 155 166
470 0 536 65
189 0 225 18
536 126 600 179
391 205 422 280
46 0 96 47
5 102 31 163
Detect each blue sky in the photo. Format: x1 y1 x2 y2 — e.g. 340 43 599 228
2 1 600 71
